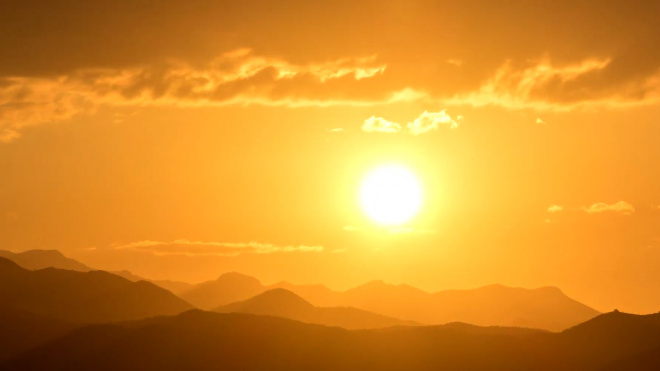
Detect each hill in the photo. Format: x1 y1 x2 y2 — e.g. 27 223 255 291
215 288 417 329
0 304 74 362
0 257 193 324
182 272 599 331
3 309 658 371
180 272 264 309
0 249 92 272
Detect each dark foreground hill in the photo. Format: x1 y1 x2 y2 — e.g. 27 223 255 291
0 305 74 362
215 288 418 329
0 257 193 324
2 310 659 371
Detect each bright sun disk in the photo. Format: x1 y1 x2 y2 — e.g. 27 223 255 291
360 164 423 226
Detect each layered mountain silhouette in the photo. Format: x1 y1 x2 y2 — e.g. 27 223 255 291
181 273 599 331
180 272 264 309
215 288 417 329
0 249 93 272
3 309 659 371
0 257 192 324
0 249 193 295
111 270 194 295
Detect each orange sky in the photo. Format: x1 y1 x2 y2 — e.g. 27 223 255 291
1 0 660 314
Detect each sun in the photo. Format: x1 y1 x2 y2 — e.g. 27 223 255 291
360 164 423 226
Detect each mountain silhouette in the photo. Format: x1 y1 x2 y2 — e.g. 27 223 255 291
215 288 417 329
181 272 598 331
180 272 264 309
0 249 92 272
0 304 73 362
3 309 658 371
111 270 194 295
0 257 193 324
0 250 194 295
558 311 660 369
598 344 660 371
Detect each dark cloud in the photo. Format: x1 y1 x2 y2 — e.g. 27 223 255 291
2 0 660 140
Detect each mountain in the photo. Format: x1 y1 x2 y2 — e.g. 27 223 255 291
0 250 194 295
180 272 264 309
215 288 417 329
151 279 194 295
289 280 598 331
598 345 660 371
559 311 660 369
427 284 600 331
0 304 74 362
0 257 193 324
0 249 92 272
179 272 599 331
111 270 194 295
266 281 342 307
3 309 657 371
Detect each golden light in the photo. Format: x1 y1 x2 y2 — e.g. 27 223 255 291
360 164 423 226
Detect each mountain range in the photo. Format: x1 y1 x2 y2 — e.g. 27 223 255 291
0 257 192 324
0 249 193 294
181 272 599 331
0 249 600 331
2 309 659 371
215 288 418 329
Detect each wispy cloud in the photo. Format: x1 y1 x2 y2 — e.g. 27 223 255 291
443 57 660 111
113 239 324 257
361 116 402 133
0 50 396 142
583 201 635 214
362 110 461 135
536 117 546 124
408 110 461 135
547 205 563 213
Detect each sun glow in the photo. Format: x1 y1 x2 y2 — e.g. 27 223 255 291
360 165 423 226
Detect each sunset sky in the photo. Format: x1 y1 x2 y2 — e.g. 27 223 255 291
1 0 660 314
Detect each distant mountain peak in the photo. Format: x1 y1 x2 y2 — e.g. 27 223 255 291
217 271 261 284
240 288 314 310
216 288 315 316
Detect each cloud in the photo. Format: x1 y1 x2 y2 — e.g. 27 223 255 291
444 58 660 111
113 239 324 257
547 205 563 213
0 50 396 142
536 118 546 124
408 110 461 135
361 116 402 133
362 110 461 135
583 201 635 214
5 1 660 141
327 128 344 132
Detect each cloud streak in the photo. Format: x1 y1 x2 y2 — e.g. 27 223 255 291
0 50 394 142
113 239 324 257
583 201 635 214
547 205 563 213
362 110 461 135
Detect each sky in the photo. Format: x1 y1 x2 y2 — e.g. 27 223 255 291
1 0 660 313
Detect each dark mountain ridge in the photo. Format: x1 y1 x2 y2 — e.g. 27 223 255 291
3 309 659 371
0 257 192 324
